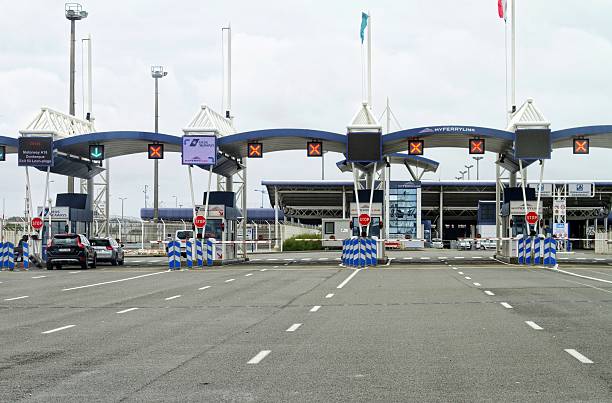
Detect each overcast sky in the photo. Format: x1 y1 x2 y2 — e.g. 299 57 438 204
1 0 612 218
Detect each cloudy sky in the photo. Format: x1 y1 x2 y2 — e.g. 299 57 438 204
1 0 612 218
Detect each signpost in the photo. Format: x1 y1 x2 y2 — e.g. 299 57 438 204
358 213 371 227
31 217 44 230
194 215 206 229
525 211 538 225
182 135 217 165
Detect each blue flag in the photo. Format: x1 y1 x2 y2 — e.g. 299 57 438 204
360 12 369 43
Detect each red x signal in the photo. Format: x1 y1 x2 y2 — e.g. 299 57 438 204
148 144 164 159
573 138 589 154
307 141 323 157
469 138 485 154
408 140 424 155
248 142 263 158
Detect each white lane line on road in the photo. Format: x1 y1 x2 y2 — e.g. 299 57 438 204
247 350 271 364
42 325 75 334
473 282 481 286
420 257 430 260
525 321 543 330
484 290 495 296
549 266 612 284
319 258 329 261
116 307 139 314
62 271 165 291
31 275 47 279
165 295 182 300
260 268 268 272
225 278 236 283
198 286 211 290
500 302 513 309
452 267 458 270
465 276 471 280
564 349 593 364
558 277 612 295
454 256 465 259
69 271 81 274
4 295 29 301
309 305 321 312
458 271 464 275
325 293 334 298
286 323 302 332
245 273 253 277
337 268 362 289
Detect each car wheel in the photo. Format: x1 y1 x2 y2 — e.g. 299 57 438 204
81 256 89 270
118 258 124 266
46 263 54 270
91 255 97 269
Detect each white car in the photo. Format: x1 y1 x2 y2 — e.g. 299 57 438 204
431 238 444 249
476 239 497 250
457 239 472 250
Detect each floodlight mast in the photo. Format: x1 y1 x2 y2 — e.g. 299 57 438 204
65 3 88 193
151 66 168 223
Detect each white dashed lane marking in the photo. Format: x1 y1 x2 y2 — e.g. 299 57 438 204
198 286 211 290
116 307 139 314
225 278 236 283
247 350 271 364
165 295 181 301
245 273 253 277
473 282 481 286
337 269 361 289
325 293 334 299
286 323 302 332
31 275 47 279
42 325 75 334
4 295 29 301
484 290 495 296
500 302 513 309
564 349 593 364
309 305 321 313
525 321 543 330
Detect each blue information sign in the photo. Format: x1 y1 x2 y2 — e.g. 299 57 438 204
182 135 217 166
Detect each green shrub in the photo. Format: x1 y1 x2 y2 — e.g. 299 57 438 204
283 233 322 251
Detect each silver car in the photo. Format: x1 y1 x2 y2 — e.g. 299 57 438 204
90 237 125 266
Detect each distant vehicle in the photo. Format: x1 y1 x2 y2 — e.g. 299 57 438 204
476 239 496 250
457 239 472 250
167 230 194 257
431 238 444 249
90 237 125 266
46 233 97 270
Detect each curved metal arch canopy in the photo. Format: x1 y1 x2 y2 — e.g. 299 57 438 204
552 125 612 149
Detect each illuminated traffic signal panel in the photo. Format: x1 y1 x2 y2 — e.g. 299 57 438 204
573 138 589 154
148 144 164 159
469 138 485 154
408 140 424 155
247 142 263 158
0 145 5 161
307 141 323 157
89 145 105 161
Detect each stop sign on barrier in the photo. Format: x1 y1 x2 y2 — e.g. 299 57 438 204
194 215 206 229
32 217 44 230
525 211 538 225
358 213 371 227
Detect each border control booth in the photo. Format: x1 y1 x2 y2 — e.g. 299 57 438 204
198 191 242 262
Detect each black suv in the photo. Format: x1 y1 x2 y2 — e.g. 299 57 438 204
47 234 97 270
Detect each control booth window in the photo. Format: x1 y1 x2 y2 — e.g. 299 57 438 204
324 222 335 235
389 182 419 239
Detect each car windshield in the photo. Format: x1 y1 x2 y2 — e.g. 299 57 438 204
176 231 193 240
53 236 78 245
90 239 111 247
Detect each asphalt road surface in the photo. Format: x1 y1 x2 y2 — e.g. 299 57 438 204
1 262 611 402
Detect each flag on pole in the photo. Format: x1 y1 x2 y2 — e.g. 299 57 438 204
498 0 507 21
360 12 369 43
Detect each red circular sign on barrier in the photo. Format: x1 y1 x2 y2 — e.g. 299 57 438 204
525 211 538 225
194 215 206 228
32 217 44 230
358 213 371 227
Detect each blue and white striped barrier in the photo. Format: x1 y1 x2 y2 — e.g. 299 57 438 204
517 235 525 265
351 237 358 267
196 239 203 267
186 239 193 268
0 242 4 268
525 236 533 265
341 239 347 265
533 236 542 265
167 240 181 270
340 237 377 268
2 242 15 270
206 238 214 267
22 241 29 269
543 237 557 266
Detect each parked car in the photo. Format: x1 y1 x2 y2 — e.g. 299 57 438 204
476 239 497 250
90 237 125 266
165 230 194 257
46 233 97 270
431 238 444 249
457 239 472 250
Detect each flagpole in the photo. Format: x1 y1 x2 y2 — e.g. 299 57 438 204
367 11 372 108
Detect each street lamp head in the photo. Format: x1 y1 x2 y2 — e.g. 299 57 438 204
151 66 168 79
65 3 88 20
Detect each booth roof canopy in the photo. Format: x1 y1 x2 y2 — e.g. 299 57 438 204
0 135 18 153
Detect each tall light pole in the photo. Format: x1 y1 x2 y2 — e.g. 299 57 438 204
143 185 149 209
254 189 267 208
151 66 168 223
65 3 88 193
119 197 127 222
459 170 467 180
172 195 178 208
464 164 474 180
472 156 484 180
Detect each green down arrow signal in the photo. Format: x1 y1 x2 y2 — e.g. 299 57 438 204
90 146 103 159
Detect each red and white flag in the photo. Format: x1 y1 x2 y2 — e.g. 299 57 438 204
498 0 507 21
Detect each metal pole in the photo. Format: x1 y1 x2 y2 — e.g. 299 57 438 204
274 186 279 250
153 77 159 223
511 0 516 113
68 19 76 193
439 186 444 240
367 11 372 107
321 152 325 180
495 163 501 254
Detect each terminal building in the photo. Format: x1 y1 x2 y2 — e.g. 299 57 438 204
262 180 612 249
